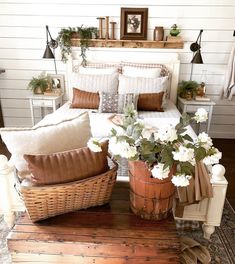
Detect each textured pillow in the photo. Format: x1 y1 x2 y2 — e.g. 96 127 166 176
138 92 164 111
71 88 100 109
23 141 109 186
0 112 91 172
99 92 139 113
72 73 119 94
120 62 170 77
122 66 161 78
78 66 118 75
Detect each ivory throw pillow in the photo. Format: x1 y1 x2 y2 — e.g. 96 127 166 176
98 92 139 113
118 75 169 105
138 92 164 111
0 112 91 172
24 141 109 186
122 66 161 78
71 88 100 109
73 73 119 94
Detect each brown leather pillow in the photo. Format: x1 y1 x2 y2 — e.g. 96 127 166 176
71 88 100 109
137 92 164 111
23 141 109 186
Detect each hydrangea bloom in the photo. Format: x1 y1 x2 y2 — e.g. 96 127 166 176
172 145 195 164
151 163 170 180
155 125 178 142
87 138 102 152
171 174 192 187
203 148 222 165
196 132 213 150
109 138 137 159
193 108 208 123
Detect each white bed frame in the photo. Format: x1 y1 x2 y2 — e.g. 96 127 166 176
0 49 227 240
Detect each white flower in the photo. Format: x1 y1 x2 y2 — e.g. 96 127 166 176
87 138 102 152
196 132 213 150
109 138 137 159
151 163 170 180
142 126 156 139
193 108 208 123
203 148 222 165
173 145 195 165
171 174 192 187
155 125 178 142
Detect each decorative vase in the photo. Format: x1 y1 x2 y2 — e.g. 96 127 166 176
170 24 180 36
128 161 176 220
153 26 164 41
34 86 44 94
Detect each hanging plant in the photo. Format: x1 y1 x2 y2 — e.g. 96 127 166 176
57 26 98 66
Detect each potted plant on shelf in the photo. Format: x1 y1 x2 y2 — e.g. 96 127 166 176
57 26 98 66
88 105 221 221
178 80 199 100
28 73 49 94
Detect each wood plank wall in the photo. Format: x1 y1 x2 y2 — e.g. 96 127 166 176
0 0 235 137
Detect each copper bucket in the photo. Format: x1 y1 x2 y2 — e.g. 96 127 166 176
128 161 176 220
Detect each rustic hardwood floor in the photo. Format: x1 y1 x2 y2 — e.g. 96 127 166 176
7 182 180 263
0 139 234 208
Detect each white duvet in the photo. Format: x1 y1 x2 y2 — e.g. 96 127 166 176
38 100 196 139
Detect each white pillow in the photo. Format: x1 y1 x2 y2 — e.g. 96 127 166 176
78 67 118 75
72 73 119 94
118 75 169 106
0 112 91 172
122 66 161 78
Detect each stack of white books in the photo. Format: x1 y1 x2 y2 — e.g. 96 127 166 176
195 96 211 101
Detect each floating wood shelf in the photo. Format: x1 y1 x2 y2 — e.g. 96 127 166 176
71 38 184 49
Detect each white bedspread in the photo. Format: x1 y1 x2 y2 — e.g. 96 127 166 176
37 100 196 139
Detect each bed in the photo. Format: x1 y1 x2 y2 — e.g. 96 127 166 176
0 50 227 239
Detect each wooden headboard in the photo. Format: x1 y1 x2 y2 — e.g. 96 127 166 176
66 48 180 104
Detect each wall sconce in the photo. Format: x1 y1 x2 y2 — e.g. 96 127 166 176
42 25 58 74
189 29 204 80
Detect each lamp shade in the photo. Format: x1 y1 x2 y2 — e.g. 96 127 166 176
43 44 54 59
191 50 203 64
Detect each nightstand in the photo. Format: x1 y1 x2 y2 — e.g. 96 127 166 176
28 94 63 125
177 97 216 134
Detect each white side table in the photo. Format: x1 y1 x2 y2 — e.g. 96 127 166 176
177 97 216 134
28 94 63 125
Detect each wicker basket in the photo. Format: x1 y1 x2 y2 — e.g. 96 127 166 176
18 158 118 222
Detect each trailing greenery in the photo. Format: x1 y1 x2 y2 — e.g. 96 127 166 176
28 73 48 94
178 80 199 98
57 26 98 66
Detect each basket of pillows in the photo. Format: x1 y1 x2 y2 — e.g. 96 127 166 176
16 140 118 222
0 111 118 222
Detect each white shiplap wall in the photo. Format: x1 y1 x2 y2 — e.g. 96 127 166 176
0 0 235 137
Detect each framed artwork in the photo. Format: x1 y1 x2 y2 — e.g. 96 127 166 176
120 7 148 40
47 74 65 95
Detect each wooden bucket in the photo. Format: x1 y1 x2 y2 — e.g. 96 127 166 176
128 161 176 220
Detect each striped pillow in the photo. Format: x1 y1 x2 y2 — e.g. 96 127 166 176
120 61 170 77
73 73 119 94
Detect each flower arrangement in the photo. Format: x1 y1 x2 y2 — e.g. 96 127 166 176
88 104 221 187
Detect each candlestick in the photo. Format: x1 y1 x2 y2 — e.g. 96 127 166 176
105 16 109 39
96 17 105 39
110 21 116 40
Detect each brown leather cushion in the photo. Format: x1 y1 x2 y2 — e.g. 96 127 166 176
23 141 109 186
137 92 164 111
71 88 100 109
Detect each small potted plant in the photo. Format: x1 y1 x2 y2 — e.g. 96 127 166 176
170 24 180 36
178 80 199 100
28 73 49 94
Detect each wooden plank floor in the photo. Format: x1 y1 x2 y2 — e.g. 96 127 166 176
7 182 180 264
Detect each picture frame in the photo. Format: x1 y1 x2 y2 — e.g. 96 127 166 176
47 74 65 96
120 7 148 40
